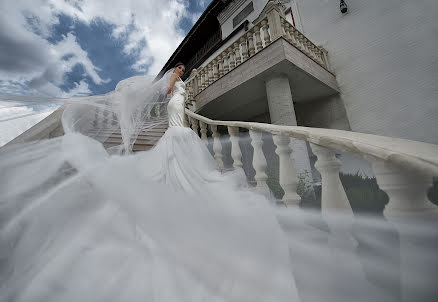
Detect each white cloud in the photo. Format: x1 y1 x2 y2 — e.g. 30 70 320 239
49 0 189 74
0 0 194 96
0 0 201 144
0 100 58 146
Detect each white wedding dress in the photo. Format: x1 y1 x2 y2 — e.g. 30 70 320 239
1 74 437 302
0 76 300 302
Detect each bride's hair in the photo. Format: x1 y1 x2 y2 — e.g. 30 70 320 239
174 62 185 68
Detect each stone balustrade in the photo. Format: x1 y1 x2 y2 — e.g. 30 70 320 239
185 6 330 100
185 107 438 301
185 108 438 218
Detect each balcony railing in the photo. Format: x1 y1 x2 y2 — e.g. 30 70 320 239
185 3 330 100
184 107 438 217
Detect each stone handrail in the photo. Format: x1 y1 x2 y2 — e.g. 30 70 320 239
185 108 438 218
184 2 330 100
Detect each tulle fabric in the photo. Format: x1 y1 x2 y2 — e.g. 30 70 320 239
61 70 173 154
3 130 437 302
0 70 300 302
0 129 300 302
1 70 438 302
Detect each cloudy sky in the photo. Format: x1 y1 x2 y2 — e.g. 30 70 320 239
0 0 210 145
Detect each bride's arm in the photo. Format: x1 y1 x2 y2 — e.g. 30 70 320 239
167 73 178 94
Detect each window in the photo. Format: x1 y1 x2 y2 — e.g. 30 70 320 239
232 2 254 28
284 7 295 27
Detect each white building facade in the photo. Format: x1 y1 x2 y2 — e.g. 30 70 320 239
184 0 437 144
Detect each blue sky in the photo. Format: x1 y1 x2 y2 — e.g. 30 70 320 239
0 0 210 145
0 0 210 97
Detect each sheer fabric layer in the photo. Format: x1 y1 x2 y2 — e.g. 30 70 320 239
0 129 299 302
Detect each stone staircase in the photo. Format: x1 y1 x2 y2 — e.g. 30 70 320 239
93 120 169 152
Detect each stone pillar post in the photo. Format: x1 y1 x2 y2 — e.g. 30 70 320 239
265 74 313 187
265 0 284 41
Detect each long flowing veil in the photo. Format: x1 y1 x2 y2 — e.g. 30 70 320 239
1 66 438 302
0 68 303 302
61 69 174 153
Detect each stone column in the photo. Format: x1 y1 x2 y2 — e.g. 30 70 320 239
265 74 313 186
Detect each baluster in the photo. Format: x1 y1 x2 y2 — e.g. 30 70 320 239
317 48 327 66
196 71 201 93
111 112 118 126
254 25 262 53
288 26 298 46
247 32 255 57
249 130 268 188
314 49 324 65
292 29 302 50
234 42 241 66
154 103 160 117
222 53 229 74
273 135 301 205
189 117 199 135
202 66 208 89
298 33 308 53
212 59 218 81
190 68 198 96
183 112 189 128
211 125 224 169
205 65 210 86
188 82 194 99
310 143 353 214
188 116 193 129
209 63 215 84
227 126 243 169
218 55 224 77
192 118 199 137
320 47 330 69
228 47 235 70
365 157 438 217
186 82 191 99
207 64 212 85
240 37 249 62
282 19 292 43
307 44 316 61
366 156 438 301
102 110 108 128
280 18 287 40
199 68 205 91
306 41 314 57
93 107 99 128
317 48 326 66
186 82 191 100
261 19 271 46
199 121 208 142
307 42 317 60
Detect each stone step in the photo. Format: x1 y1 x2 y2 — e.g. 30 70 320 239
104 142 155 152
104 137 160 144
97 132 165 139
98 124 168 152
90 128 168 135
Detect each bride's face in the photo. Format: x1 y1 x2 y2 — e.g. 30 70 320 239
175 65 185 77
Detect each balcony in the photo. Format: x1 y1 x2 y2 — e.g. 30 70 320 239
185 2 339 121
